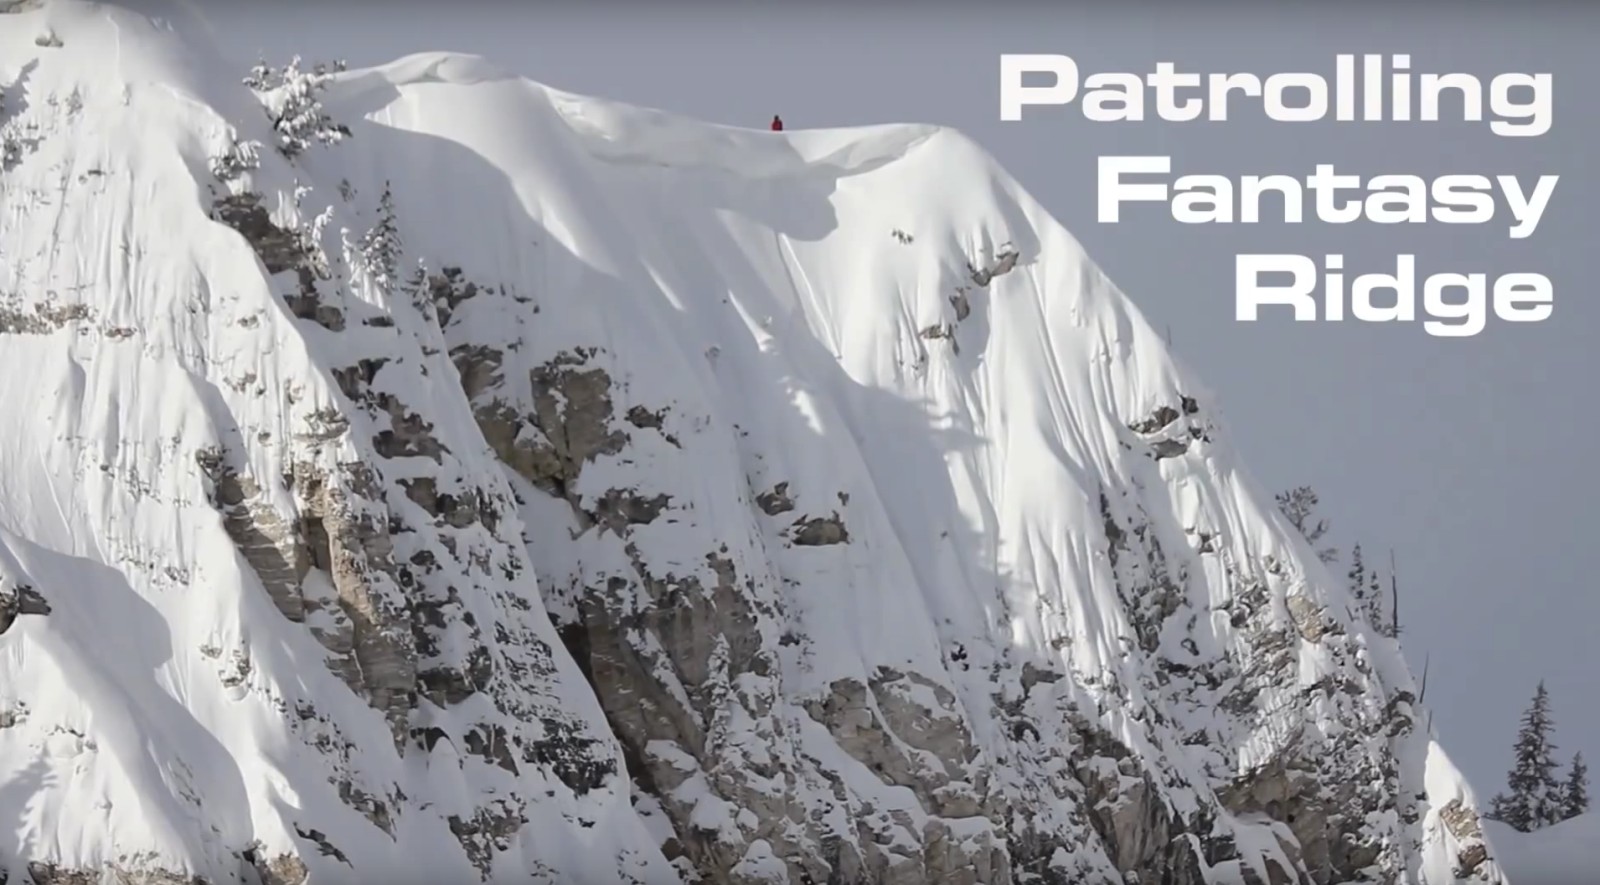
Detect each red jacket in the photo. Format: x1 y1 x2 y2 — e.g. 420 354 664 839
770 116 783 131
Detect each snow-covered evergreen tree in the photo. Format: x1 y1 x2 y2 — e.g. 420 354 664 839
1348 544 1397 639
209 134 261 182
244 55 351 158
1487 792 1512 828
1563 752 1589 821
1488 682 1566 832
1277 485 1337 564
1348 543 1367 602
1346 545 1369 617
357 182 402 291
400 258 438 321
241 56 279 92
1367 566 1396 638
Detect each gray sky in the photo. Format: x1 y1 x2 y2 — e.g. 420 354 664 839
205 1 1598 795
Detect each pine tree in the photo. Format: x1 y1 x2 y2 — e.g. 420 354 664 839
1365 567 1392 638
246 55 351 158
1487 792 1512 826
358 182 402 291
242 56 279 92
209 135 262 182
1350 543 1393 637
1347 543 1367 602
1562 753 1589 821
1276 485 1337 564
402 258 432 315
1489 682 1565 832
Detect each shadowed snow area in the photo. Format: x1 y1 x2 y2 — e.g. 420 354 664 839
0 1 1510 883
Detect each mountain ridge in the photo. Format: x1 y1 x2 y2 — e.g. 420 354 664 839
0 2 1504 883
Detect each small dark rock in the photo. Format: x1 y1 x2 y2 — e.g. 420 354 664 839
0 584 50 635
949 291 971 321
1131 406 1181 434
791 513 848 546
756 481 795 516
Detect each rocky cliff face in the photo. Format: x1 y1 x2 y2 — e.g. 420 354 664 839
0 3 1504 884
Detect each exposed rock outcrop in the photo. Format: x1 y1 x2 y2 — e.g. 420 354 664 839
0 583 49 635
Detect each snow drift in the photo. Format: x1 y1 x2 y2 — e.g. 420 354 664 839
1483 813 1599 884
0 1 1509 883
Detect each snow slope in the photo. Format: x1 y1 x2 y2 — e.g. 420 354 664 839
1483 814 1600 884
0 1 1509 883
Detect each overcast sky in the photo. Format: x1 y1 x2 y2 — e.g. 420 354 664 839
203 0 1597 795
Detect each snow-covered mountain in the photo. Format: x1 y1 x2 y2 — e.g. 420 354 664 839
0 2 1508 883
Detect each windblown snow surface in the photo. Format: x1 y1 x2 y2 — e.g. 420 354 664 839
1483 814 1598 885
0 2 1510 884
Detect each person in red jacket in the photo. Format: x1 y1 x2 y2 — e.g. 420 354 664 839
770 115 783 131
